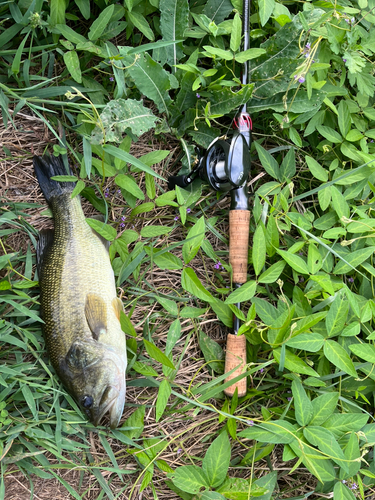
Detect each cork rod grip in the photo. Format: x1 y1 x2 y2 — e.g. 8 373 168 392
229 210 250 284
224 334 247 397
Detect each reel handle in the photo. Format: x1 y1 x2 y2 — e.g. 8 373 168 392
167 174 191 190
224 334 247 397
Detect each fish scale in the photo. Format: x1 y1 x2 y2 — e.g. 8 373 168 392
34 154 127 428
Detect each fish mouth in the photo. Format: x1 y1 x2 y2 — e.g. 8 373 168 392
92 377 126 428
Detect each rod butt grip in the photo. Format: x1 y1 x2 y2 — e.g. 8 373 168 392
224 334 247 398
229 210 250 284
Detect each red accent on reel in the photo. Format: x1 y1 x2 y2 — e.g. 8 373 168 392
233 114 252 131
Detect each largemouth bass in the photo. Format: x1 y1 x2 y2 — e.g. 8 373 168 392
34 154 127 428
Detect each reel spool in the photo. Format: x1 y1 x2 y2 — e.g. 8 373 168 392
168 132 250 200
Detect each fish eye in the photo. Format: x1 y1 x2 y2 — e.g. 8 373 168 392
82 395 94 408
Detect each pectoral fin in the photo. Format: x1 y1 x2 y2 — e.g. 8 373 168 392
85 294 107 340
112 297 124 321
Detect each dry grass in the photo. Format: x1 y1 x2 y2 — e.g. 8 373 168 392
1 115 319 500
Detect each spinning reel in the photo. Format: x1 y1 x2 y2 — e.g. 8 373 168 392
168 121 251 211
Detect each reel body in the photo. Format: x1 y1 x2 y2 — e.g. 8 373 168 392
168 128 251 210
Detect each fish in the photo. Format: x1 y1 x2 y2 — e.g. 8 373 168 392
33 154 127 428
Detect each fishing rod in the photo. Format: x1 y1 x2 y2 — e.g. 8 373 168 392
168 0 252 397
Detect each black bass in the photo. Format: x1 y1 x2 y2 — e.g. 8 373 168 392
34 154 127 428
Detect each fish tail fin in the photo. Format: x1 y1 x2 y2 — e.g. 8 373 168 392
33 155 75 203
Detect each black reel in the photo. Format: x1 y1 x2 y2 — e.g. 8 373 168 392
168 133 250 194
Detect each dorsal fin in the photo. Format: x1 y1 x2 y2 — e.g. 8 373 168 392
85 293 107 340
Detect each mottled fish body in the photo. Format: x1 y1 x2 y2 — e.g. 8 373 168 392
34 155 126 428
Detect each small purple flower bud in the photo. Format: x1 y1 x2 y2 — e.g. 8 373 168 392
305 43 311 49
351 483 358 490
342 58 347 62
120 223 125 228
186 208 191 213
248 420 254 426
348 277 354 283
117 189 121 193
298 76 305 83
287 397 292 401
109 76 114 82
121 216 126 221
259 368 264 373
174 216 179 221
196 93 201 98
214 263 220 270
177 448 182 454
371 140 374 143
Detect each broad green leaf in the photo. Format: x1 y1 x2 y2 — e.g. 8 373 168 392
74 0 90 19
169 465 210 494
180 306 207 318
128 11 154 41
234 48 266 62
280 147 296 181
276 249 309 275
230 13 241 52
333 481 357 500
341 322 360 337
225 281 257 304
70 180 86 199
265 214 279 257
88 4 114 41
318 186 331 211
126 53 171 113
252 297 278 326
333 246 375 274
292 380 313 427
143 339 175 369
202 432 231 488
239 420 296 444
303 426 349 473
307 244 322 274
203 46 233 60
310 392 339 426
316 125 343 143
323 340 357 377
199 331 224 374
211 299 233 328
325 293 349 337
286 333 324 352
274 348 319 377
252 224 266 276
259 0 275 26
305 156 328 182
322 413 368 437
331 186 350 220
115 174 145 200
216 476 267 500
258 261 285 283
131 202 155 216
153 252 183 270
156 379 172 421
160 0 189 67
210 85 253 116
182 216 205 264
140 226 172 237
349 343 375 363
94 100 158 145
156 296 178 316
86 218 117 241
181 268 214 303
165 319 182 356
132 361 158 377
120 405 145 439
120 310 136 337
104 145 164 180
254 142 280 180
338 100 351 138
55 24 87 44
